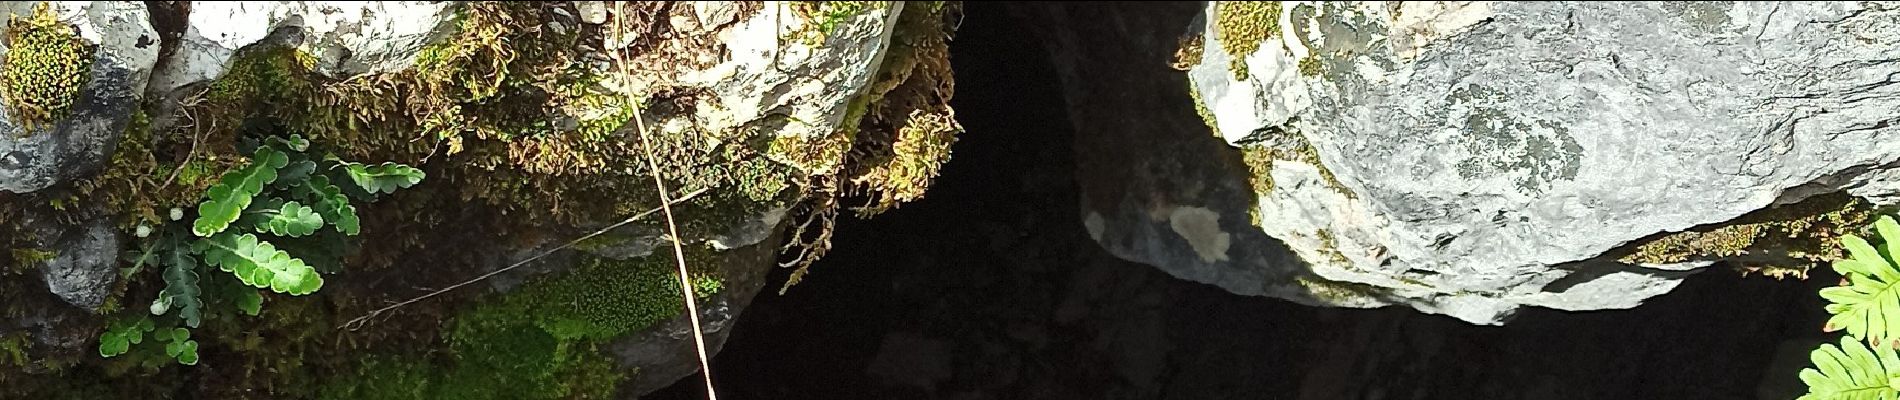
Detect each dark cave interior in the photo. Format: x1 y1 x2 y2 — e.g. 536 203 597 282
652 3 1839 400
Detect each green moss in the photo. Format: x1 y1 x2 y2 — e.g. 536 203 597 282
325 248 728 400
791 1 885 44
1215 1 1283 80
8 248 54 272
0 333 27 367
520 252 722 341
0 3 94 130
1236 126 1355 199
1188 77 1220 138
1618 192 1880 267
1298 56 1322 77
1295 275 1385 303
1314 229 1349 264
316 356 437 400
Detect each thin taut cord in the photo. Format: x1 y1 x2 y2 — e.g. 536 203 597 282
609 2 720 399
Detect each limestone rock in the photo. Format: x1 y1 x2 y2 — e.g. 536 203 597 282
1138 1 1900 324
147 1 452 97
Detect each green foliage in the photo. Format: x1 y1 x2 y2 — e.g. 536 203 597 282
193 146 288 237
1822 216 1900 343
156 237 203 328
203 233 324 295
300 175 361 235
253 201 325 237
1800 336 1900 399
97 317 153 357
339 161 426 195
158 328 199 366
0 3 95 130
1805 214 1900 398
522 254 724 341
100 133 422 365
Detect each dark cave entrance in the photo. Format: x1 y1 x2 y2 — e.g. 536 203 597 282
653 3 1837 400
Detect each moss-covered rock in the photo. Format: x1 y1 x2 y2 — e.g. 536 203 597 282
0 3 93 130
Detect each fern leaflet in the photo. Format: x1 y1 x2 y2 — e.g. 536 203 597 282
1823 216 1900 345
1801 336 1900 399
203 233 323 295
193 147 289 236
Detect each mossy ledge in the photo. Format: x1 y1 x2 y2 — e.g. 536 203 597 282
1614 192 1883 273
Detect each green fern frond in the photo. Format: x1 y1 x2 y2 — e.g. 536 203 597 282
253 201 325 237
299 175 360 235
1823 216 1900 344
229 282 263 316
157 240 204 328
203 233 323 295
192 147 289 236
273 159 317 189
97 317 153 358
1801 335 1900 399
339 161 425 195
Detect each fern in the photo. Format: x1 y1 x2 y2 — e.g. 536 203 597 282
227 281 263 316
300 175 361 235
98 317 154 357
202 233 324 295
158 328 199 366
155 239 203 328
105 134 420 365
193 146 289 236
253 201 325 237
339 161 425 195
1801 336 1900 399
1822 216 1900 344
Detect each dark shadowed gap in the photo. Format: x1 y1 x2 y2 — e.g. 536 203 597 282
650 3 1837 400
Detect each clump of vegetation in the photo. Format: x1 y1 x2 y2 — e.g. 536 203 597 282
1236 125 1355 199
100 134 422 365
776 1 963 291
0 3 94 130
1213 1 1283 79
789 1 883 44
1620 193 1876 267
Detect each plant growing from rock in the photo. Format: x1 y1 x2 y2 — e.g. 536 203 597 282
1804 215 1900 398
0 2 94 130
100 134 422 365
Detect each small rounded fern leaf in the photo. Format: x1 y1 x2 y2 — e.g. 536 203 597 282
1802 336 1900 399
203 233 323 295
253 201 324 237
1823 216 1900 345
340 162 425 194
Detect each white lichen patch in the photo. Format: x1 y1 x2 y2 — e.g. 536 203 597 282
1167 207 1231 263
1085 211 1106 242
1384 1 1495 63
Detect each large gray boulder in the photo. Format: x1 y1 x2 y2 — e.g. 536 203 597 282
1085 1 1900 324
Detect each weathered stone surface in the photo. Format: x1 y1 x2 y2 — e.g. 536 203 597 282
15 208 119 311
0 1 157 193
1142 1 1900 323
35 217 118 310
146 1 452 97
